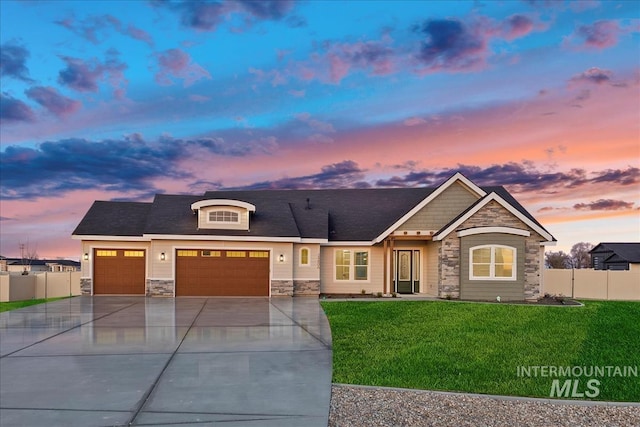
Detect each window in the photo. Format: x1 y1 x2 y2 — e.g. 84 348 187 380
208 210 239 223
226 251 246 258
335 250 369 281
300 248 310 266
470 245 516 280
202 250 221 257
177 250 198 257
96 250 117 257
249 251 269 258
124 251 144 257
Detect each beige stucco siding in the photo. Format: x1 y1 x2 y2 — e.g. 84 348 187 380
293 244 320 280
320 246 384 294
459 233 525 301
398 182 479 232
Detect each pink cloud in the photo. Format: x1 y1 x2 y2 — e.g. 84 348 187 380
25 86 81 117
568 20 626 49
57 50 127 96
501 14 535 40
155 48 211 87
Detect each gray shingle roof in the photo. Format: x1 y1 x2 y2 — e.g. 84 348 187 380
590 243 640 263
73 185 552 242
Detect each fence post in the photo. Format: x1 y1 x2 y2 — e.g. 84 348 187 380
45 272 48 299
571 268 575 298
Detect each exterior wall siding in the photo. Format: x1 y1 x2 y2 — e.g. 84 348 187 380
198 206 249 230
459 233 525 301
426 241 440 296
440 200 545 301
399 182 480 231
320 246 384 294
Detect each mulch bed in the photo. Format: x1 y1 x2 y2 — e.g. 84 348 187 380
320 293 581 305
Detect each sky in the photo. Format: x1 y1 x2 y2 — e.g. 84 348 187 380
1 0 639 260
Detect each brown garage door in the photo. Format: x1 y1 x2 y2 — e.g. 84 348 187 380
93 249 146 295
176 250 270 296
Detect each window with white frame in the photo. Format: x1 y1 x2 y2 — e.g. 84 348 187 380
208 210 239 223
335 250 369 281
300 248 310 266
470 245 516 280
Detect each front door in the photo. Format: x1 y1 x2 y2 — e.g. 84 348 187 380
395 250 420 294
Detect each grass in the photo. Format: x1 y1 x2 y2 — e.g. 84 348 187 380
0 297 70 313
321 300 640 402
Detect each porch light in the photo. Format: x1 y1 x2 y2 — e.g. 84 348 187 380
278 254 285 263
160 252 166 261
83 253 89 261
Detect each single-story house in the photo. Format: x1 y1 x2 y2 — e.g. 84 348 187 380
72 173 556 301
0 258 81 273
590 243 640 271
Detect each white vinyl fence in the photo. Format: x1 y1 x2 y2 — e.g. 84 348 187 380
0 271 81 302
543 266 640 301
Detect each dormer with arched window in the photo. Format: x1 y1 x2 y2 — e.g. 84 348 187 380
191 199 256 230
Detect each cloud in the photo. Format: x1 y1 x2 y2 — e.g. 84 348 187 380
574 20 622 49
235 160 369 190
403 117 427 126
58 50 127 96
501 14 535 40
0 93 35 124
152 0 298 32
0 133 280 199
570 67 613 85
373 163 639 194
574 199 635 211
414 18 488 71
0 41 34 82
235 0 296 20
25 86 81 117
155 48 212 87
55 14 154 46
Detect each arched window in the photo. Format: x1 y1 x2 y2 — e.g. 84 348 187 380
300 248 310 266
470 245 516 280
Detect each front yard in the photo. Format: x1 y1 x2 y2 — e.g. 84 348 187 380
321 300 640 402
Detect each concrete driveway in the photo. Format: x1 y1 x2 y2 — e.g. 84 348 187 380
0 296 333 426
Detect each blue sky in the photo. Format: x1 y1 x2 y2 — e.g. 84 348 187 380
1 0 639 258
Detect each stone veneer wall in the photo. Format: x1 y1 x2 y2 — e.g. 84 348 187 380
439 200 544 301
80 278 91 295
271 280 293 296
147 279 174 297
293 280 320 296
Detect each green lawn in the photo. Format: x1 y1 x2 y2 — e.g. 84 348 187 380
321 300 640 402
0 297 70 313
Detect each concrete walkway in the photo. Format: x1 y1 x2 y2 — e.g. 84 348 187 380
0 296 333 426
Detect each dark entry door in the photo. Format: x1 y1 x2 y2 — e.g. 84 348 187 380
395 250 420 294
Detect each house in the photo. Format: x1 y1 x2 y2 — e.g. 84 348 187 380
72 173 556 301
0 257 81 273
590 243 640 271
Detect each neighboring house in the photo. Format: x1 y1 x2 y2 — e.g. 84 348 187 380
590 243 640 271
0 257 81 273
72 173 556 301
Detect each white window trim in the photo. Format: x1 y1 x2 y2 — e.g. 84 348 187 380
334 249 370 282
299 247 311 267
207 209 240 224
469 245 517 281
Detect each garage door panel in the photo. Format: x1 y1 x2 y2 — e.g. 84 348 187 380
93 249 145 295
176 250 269 296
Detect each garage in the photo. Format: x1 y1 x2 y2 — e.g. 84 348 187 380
93 249 146 295
176 249 270 296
